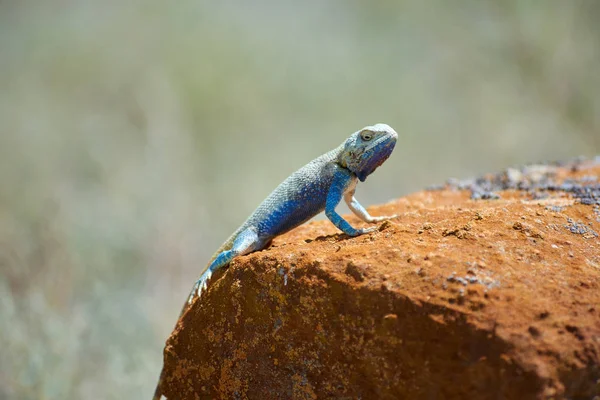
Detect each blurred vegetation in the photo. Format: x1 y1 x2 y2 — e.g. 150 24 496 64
0 1 599 399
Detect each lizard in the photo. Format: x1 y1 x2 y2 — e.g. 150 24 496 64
152 123 398 400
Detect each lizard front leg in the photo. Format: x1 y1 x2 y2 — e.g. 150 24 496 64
325 169 377 236
343 187 397 223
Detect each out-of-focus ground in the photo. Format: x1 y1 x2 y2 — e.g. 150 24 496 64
0 2 599 399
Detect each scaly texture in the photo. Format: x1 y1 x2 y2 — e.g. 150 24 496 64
153 123 398 399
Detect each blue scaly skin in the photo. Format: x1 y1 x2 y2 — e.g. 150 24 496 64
187 123 398 304
153 124 397 400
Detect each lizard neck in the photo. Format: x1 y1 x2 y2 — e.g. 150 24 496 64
331 143 348 167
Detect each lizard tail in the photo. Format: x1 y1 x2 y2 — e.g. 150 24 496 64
151 366 166 400
179 228 240 316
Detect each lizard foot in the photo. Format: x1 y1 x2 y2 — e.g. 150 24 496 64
357 226 378 235
368 214 398 222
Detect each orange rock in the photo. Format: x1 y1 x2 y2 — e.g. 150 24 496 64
157 159 600 399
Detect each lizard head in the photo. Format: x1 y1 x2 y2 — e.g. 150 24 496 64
339 123 398 182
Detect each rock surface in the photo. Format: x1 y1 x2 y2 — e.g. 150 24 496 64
157 159 600 400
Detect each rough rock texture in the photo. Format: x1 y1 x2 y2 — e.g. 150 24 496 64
158 158 600 400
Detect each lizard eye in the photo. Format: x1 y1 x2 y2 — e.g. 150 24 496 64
360 130 373 141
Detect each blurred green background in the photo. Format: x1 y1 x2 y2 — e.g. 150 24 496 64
1 1 599 399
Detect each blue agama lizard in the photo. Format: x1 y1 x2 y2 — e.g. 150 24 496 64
153 123 397 400
188 123 398 302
